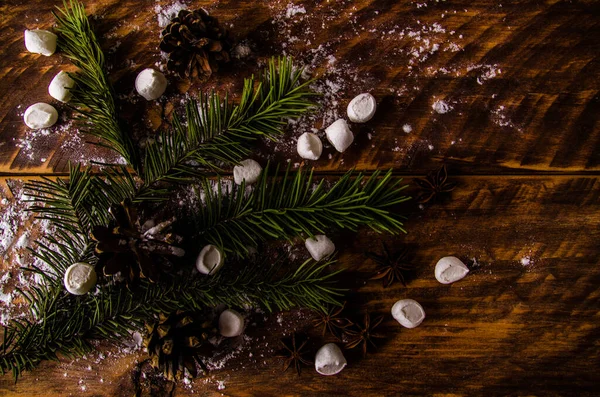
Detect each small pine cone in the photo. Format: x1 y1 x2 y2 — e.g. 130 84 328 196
144 311 216 381
160 9 232 79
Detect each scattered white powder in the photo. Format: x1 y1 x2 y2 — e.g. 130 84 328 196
520 257 531 266
285 3 306 19
473 64 501 85
491 105 521 131
1 2 512 383
232 42 252 59
432 99 452 114
0 182 55 325
155 1 189 28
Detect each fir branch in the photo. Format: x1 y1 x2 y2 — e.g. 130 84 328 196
53 0 139 169
174 257 344 312
139 57 316 195
193 164 410 258
0 256 341 379
24 163 138 238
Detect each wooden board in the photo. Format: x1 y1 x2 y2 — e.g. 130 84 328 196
1 175 599 395
0 0 599 395
1 0 599 174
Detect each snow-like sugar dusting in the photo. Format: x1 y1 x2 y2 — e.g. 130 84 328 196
155 1 189 28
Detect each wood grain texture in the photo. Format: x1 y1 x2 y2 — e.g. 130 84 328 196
0 0 598 174
1 175 599 396
1 0 599 395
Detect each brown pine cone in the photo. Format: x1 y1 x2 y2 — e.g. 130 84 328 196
91 200 185 289
159 9 232 79
144 311 216 380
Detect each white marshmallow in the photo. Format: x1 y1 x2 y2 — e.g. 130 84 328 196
219 309 245 337
392 299 425 329
24 29 57 56
347 93 376 123
233 159 262 185
325 119 354 152
297 132 323 160
24 103 58 129
48 71 75 102
196 244 224 275
315 343 347 376
135 68 167 100
305 235 335 261
435 256 469 284
64 262 97 295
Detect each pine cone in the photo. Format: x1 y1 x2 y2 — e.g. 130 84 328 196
144 311 216 380
160 9 232 79
91 200 184 288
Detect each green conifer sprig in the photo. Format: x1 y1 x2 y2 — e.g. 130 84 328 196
138 57 317 197
181 257 344 312
0 0 410 382
1 255 341 380
53 0 139 169
194 164 410 257
24 164 140 240
2 162 346 380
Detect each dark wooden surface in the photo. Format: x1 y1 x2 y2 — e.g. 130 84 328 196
1 0 599 395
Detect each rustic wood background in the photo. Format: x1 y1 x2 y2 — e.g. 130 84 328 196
1 0 599 395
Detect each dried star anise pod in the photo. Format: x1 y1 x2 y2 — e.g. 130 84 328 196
159 9 232 79
276 333 312 375
415 164 457 203
366 242 413 288
312 302 352 340
91 199 184 288
344 313 385 357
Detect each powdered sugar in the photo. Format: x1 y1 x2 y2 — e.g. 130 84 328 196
155 1 189 28
285 3 306 19
0 181 55 325
471 64 501 85
491 105 522 131
432 99 452 114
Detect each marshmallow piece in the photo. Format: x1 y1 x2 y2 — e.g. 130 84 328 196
315 343 347 376
24 103 58 129
233 159 262 185
392 299 425 328
135 68 167 100
297 132 323 160
48 71 76 102
196 244 224 275
305 235 335 261
347 93 377 123
219 309 245 337
325 119 354 152
435 256 469 284
64 262 97 295
24 29 57 56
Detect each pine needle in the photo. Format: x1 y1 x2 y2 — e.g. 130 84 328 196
139 57 317 196
0 0 409 382
53 0 139 169
193 164 410 258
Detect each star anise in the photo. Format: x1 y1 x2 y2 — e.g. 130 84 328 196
344 313 385 357
415 164 457 203
91 200 184 288
276 333 312 375
366 242 413 288
312 302 352 340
